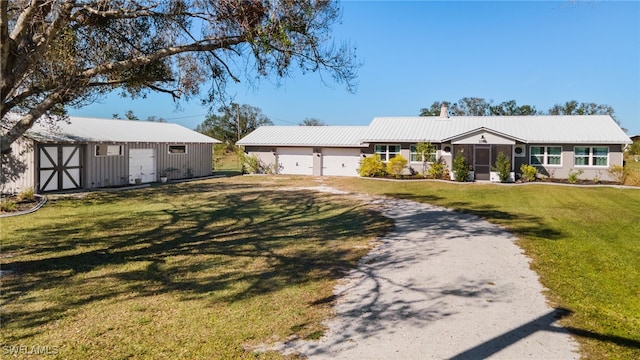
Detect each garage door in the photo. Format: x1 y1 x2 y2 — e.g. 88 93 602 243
322 148 361 176
277 147 313 175
38 145 83 192
129 148 156 184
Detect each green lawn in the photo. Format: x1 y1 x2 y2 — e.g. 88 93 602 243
322 177 640 359
2 176 639 359
0 178 391 359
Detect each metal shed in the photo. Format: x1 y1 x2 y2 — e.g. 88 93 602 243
1 116 220 194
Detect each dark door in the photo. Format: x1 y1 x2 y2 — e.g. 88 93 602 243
474 145 490 180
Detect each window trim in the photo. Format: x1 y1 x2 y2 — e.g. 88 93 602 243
374 144 400 162
168 145 187 154
574 146 609 167
529 145 562 166
95 144 123 157
409 144 438 163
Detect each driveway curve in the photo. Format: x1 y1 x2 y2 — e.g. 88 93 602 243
277 188 580 359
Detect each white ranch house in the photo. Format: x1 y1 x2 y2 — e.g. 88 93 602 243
1 116 220 194
237 112 631 182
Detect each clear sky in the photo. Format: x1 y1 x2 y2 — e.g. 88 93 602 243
68 1 640 135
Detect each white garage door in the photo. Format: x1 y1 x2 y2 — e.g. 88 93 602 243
322 148 361 176
129 148 156 184
277 147 313 175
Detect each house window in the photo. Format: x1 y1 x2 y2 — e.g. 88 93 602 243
374 144 400 161
530 146 562 166
95 145 122 156
410 144 437 163
169 145 187 154
574 146 608 167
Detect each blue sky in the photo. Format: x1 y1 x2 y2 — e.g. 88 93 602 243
69 1 640 135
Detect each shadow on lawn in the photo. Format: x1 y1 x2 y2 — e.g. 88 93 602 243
385 192 564 241
1 181 392 341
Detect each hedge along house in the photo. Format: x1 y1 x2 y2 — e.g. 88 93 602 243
236 126 369 176
1 116 220 194
237 109 631 182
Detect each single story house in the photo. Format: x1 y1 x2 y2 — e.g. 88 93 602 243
1 116 220 194
237 109 632 182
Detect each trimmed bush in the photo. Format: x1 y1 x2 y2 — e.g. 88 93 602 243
427 160 446 180
386 155 408 178
520 164 538 182
358 155 385 177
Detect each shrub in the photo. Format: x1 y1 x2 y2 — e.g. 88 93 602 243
241 154 266 174
0 199 18 212
567 169 584 184
16 187 35 202
358 155 385 177
386 155 408 178
427 160 446 179
520 164 538 182
607 165 627 184
452 153 471 182
492 152 511 183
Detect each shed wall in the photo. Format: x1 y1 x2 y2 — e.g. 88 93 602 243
84 142 213 189
1 137 36 194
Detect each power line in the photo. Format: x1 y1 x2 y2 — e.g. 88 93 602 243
164 113 207 120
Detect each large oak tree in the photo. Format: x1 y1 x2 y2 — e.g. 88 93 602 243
0 0 358 154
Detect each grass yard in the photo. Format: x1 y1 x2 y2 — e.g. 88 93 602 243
321 177 640 359
2 175 639 359
0 178 391 359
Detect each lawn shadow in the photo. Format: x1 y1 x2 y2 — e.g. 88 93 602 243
0 180 393 342
386 192 564 241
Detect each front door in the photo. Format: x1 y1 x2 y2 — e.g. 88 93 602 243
474 145 490 180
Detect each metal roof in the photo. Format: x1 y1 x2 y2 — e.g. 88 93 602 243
22 116 220 144
236 126 369 147
362 115 631 144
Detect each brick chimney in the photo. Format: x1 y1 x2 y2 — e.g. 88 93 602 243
440 103 449 118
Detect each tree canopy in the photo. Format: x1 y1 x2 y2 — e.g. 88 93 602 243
196 103 272 147
0 0 358 154
420 98 618 126
299 118 327 126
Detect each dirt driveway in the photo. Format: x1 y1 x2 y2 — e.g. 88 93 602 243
275 189 580 359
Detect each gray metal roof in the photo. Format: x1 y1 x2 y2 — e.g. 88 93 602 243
23 116 220 144
236 126 369 147
362 115 631 144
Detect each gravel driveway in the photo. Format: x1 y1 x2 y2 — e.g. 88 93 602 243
276 189 580 359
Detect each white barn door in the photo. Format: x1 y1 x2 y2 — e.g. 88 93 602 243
129 148 156 184
38 145 82 192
